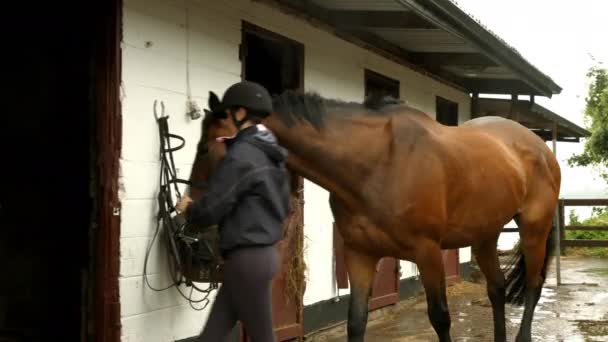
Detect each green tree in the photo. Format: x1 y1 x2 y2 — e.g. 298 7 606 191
568 67 608 179
569 209 581 226
566 207 608 240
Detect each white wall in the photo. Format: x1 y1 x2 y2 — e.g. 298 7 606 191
120 0 472 339
120 0 241 340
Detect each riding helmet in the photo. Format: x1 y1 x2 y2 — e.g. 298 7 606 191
217 81 273 117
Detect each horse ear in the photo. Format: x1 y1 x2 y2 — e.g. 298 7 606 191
208 91 221 111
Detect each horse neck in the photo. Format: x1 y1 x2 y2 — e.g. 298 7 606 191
263 113 394 205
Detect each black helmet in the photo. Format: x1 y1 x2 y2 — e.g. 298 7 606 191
218 81 273 117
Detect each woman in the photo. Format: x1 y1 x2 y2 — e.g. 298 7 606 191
176 81 290 342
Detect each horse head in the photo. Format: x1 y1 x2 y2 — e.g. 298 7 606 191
188 91 238 199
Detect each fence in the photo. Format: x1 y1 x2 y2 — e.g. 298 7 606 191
501 198 608 285
559 198 608 248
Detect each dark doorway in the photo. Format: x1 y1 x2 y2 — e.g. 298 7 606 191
0 1 97 341
365 69 400 101
436 96 459 126
240 21 305 341
241 22 304 95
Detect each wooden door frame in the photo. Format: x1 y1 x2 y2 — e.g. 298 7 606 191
239 20 306 342
93 0 123 341
240 20 305 92
443 249 461 285
333 225 400 310
368 257 400 310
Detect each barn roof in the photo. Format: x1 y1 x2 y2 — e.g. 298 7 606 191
266 0 562 97
476 98 590 142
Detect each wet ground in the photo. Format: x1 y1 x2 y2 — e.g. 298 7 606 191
309 257 608 341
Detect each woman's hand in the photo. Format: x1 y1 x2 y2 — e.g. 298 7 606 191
176 195 193 214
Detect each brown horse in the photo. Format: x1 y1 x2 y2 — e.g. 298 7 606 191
188 91 560 342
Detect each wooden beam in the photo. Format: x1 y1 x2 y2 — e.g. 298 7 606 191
409 52 498 67
552 121 558 155
458 78 540 95
559 201 566 245
517 116 544 125
565 226 608 231
344 29 413 61
562 198 608 206
510 94 517 112
520 122 556 130
268 0 331 21
252 0 469 94
562 240 608 248
328 10 435 29
345 29 464 90
534 135 579 143
471 92 479 118
510 93 519 121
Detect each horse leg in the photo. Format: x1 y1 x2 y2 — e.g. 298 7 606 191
416 240 452 342
474 239 506 342
344 246 379 342
507 212 554 342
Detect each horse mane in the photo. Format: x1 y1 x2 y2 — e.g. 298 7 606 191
271 90 405 129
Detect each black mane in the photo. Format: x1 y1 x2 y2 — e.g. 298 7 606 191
271 90 403 128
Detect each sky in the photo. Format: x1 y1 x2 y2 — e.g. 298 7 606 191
453 0 608 218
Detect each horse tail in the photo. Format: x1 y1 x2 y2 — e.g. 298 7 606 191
503 223 556 306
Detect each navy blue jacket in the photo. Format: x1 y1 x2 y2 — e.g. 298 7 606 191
186 125 290 253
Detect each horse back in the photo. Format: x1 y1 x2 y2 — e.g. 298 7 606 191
404 115 557 222
460 116 561 193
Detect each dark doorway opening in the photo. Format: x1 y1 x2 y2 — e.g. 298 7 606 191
365 69 400 101
240 21 305 341
241 22 304 96
0 1 97 341
436 96 459 126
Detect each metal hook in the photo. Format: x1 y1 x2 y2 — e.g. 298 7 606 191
154 100 167 119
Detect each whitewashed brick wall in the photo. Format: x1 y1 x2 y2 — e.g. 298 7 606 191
119 0 472 340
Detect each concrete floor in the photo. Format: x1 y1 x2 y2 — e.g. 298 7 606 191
309 257 608 341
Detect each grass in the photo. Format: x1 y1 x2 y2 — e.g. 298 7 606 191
562 208 608 257
563 246 608 258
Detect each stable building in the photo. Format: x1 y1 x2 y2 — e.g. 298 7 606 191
0 0 589 341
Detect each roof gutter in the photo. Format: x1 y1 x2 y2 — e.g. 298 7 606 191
396 0 562 97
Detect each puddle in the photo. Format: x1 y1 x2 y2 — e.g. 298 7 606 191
312 257 608 342
575 320 608 337
581 267 608 276
591 292 608 302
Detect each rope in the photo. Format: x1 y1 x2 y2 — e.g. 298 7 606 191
184 2 201 120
